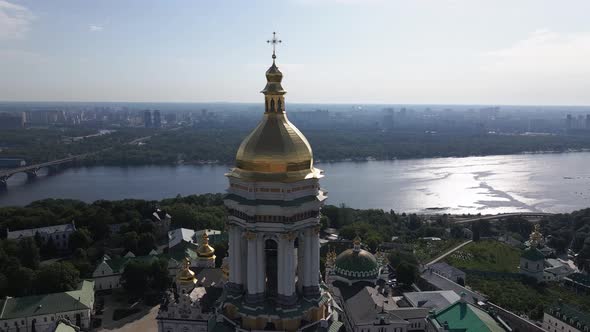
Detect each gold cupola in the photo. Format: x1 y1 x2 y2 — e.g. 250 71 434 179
176 257 197 286
230 33 321 183
197 231 216 258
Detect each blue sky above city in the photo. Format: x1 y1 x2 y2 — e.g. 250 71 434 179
1 0 590 105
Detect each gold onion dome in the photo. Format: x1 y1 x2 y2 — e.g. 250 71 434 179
197 232 215 258
231 36 319 183
176 257 197 285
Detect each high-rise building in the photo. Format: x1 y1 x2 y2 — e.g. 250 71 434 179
153 110 162 128
586 114 590 129
566 114 573 131
144 110 152 128
0 112 24 129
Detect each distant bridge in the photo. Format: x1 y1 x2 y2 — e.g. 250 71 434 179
0 154 89 189
450 212 554 224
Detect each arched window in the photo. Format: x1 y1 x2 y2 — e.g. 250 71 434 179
277 98 282 112
270 99 275 112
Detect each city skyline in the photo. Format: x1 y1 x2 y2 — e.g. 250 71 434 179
1 0 590 105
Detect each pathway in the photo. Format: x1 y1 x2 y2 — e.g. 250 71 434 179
425 240 473 267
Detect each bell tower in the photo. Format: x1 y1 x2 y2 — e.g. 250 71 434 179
220 32 329 331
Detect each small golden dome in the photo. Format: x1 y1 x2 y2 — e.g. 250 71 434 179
197 232 215 258
176 257 197 285
261 62 285 95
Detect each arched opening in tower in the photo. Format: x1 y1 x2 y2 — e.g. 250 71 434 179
265 239 278 298
294 237 301 292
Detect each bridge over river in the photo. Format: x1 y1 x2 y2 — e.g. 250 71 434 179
0 154 89 189
449 212 554 224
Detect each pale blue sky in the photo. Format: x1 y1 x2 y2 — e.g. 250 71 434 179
1 0 590 105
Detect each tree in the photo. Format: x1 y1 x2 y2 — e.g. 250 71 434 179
123 232 139 253
137 233 156 255
41 237 58 259
18 238 40 269
7 267 34 296
69 228 92 251
450 225 464 239
34 262 80 294
396 262 419 285
576 237 590 272
408 214 422 231
150 259 171 291
472 221 481 241
121 261 150 296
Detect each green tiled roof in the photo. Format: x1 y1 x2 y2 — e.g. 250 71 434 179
433 301 504 332
167 244 199 262
0 280 94 320
334 249 379 279
522 248 545 261
547 302 590 330
105 254 160 272
224 193 318 207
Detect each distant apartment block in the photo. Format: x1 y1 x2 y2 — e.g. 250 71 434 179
0 113 24 129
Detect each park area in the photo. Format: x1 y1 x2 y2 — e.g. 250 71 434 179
445 240 521 272
443 240 590 320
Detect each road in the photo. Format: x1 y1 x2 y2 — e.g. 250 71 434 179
425 240 473 267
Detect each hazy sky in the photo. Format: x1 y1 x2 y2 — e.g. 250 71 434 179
1 0 590 105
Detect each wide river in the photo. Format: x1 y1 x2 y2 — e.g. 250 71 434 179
2 152 590 214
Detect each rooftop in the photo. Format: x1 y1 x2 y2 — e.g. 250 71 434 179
0 280 94 320
403 290 461 311
432 301 506 332
7 222 76 239
430 262 465 277
421 269 487 305
546 302 590 330
334 282 429 326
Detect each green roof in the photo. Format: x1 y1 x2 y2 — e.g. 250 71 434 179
334 249 379 279
0 280 94 320
105 254 160 272
547 302 590 330
167 244 199 262
521 248 545 261
433 301 505 332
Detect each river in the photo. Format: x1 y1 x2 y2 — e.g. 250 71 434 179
2 152 590 214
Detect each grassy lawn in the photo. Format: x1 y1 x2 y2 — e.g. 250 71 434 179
413 239 464 263
467 276 590 320
445 240 520 272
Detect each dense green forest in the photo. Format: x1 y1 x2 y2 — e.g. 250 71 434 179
2 194 590 303
0 194 226 298
4 127 590 166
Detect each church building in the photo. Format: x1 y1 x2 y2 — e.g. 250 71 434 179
158 32 340 332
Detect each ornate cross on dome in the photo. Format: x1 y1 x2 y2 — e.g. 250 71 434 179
267 31 282 60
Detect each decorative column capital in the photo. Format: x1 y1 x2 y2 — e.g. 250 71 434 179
244 231 257 240
313 225 321 234
281 231 297 241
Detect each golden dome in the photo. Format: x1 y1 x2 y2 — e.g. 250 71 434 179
197 232 215 258
229 55 320 183
176 257 197 285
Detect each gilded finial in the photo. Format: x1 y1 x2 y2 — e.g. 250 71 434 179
529 224 544 248
353 234 362 252
326 246 337 268
267 31 282 62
